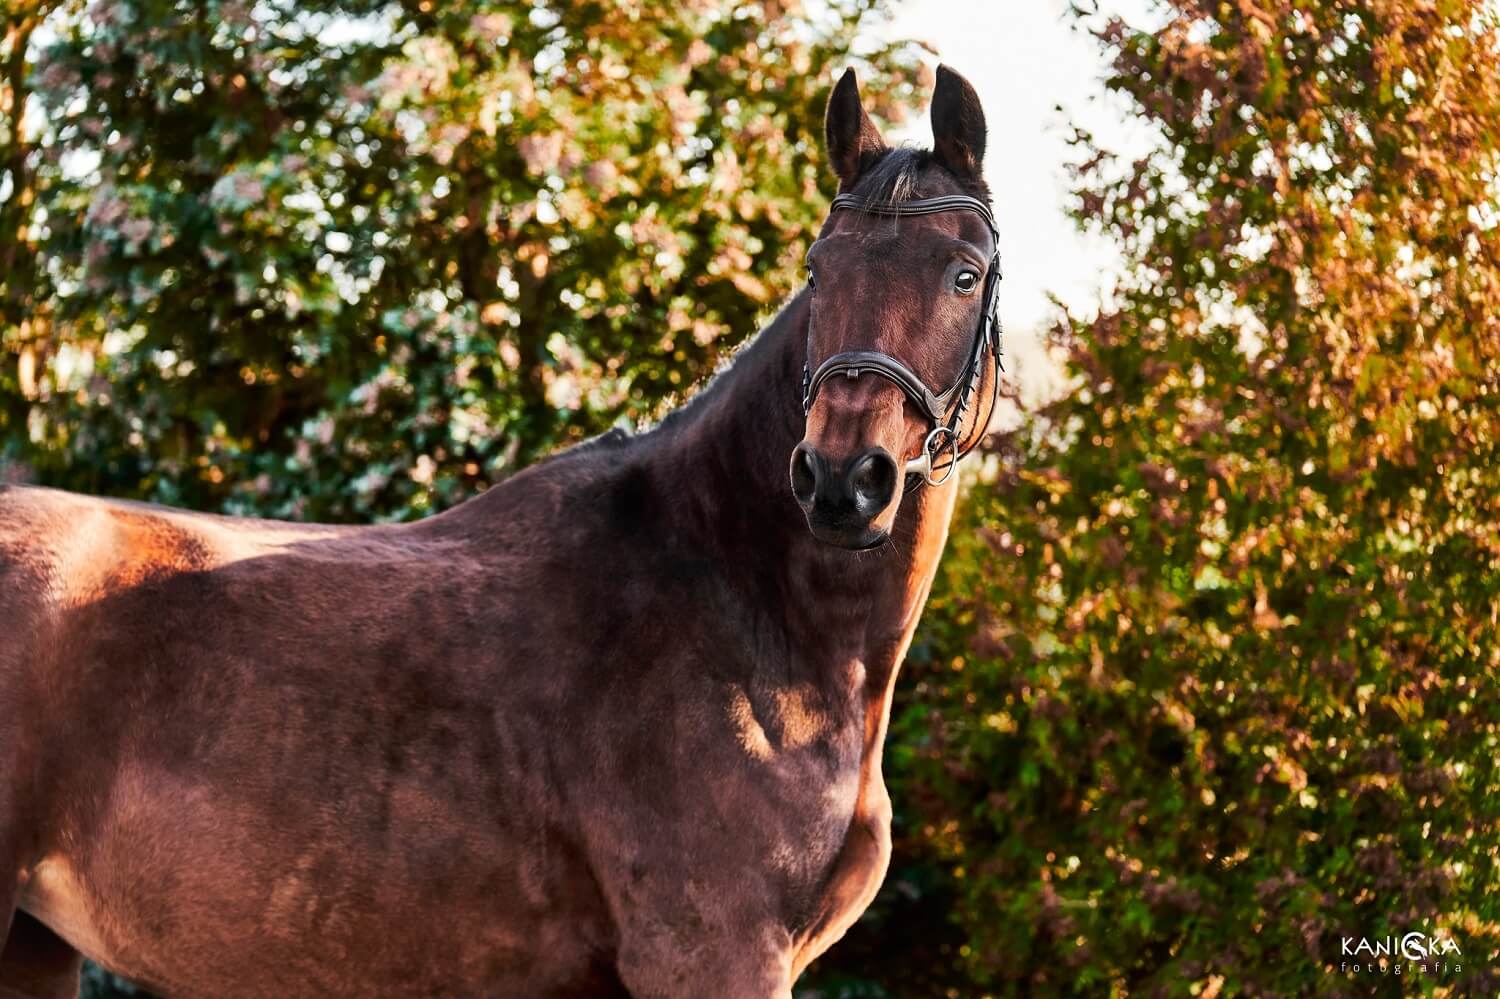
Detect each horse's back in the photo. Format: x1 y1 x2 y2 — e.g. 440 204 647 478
0 483 529 745
0 480 384 807
0 483 351 619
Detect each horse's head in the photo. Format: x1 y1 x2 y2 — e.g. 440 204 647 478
790 65 1001 550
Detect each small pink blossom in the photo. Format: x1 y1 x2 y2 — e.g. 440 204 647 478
37 62 81 93
431 123 471 166
210 170 265 207
470 13 513 43
87 192 129 228
584 160 618 190
219 0 252 27
518 132 564 175
89 1 124 28
119 216 154 251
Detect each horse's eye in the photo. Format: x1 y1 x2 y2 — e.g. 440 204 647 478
954 270 980 294
807 265 817 291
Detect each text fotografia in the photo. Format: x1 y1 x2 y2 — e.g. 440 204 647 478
1339 932 1462 976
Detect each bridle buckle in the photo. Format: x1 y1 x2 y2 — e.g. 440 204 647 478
905 426 960 487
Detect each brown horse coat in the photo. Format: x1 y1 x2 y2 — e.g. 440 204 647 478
0 67 995 998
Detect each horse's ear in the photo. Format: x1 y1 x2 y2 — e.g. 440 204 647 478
825 69 886 187
931 64 986 180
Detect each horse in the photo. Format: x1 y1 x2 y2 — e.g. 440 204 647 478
0 65 1001 998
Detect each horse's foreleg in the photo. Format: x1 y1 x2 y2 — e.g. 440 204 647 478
1 807 15 946
0 821 80 999
0 871 12 965
0 912 83 999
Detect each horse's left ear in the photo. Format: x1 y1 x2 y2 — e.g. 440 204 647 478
931 65 986 180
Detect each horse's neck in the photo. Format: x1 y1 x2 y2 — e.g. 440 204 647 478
653 292 959 695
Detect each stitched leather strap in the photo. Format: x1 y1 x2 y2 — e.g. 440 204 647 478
829 193 1000 246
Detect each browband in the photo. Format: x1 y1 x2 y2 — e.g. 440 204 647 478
830 193 1001 265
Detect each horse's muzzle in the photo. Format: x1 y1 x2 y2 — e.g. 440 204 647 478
789 443 897 549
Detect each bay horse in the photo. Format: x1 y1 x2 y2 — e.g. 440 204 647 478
0 65 1001 998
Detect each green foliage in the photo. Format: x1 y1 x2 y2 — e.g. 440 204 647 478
818 2 1500 995
2 0 921 520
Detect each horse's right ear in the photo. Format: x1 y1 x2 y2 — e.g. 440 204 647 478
825 69 886 187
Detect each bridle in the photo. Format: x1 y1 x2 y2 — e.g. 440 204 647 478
801 192 1004 487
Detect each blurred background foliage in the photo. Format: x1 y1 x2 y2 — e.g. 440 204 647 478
3 1 1498 997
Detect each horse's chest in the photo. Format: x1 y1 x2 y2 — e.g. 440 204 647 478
730 723 888 927
712 669 897 955
770 754 865 871
784 764 894 969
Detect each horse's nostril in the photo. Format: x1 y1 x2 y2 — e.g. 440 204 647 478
790 445 821 506
848 449 897 515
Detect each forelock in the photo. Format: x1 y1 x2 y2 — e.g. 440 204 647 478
851 148 926 203
848 147 990 204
